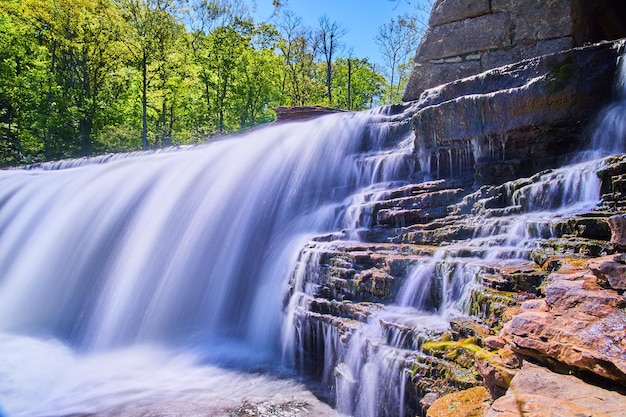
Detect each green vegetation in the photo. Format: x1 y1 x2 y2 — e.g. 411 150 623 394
0 0 427 167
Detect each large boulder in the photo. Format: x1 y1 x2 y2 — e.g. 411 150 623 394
426 386 492 417
588 254 626 291
608 213 626 249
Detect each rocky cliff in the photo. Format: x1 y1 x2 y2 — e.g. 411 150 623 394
403 0 626 102
286 2 626 415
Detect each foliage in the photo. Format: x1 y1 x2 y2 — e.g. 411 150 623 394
376 14 425 104
0 0 429 167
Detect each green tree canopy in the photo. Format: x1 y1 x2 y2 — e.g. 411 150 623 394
0 0 427 167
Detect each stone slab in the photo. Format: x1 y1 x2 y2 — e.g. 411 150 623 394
480 37 574 73
429 0 491 27
588 254 626 291
410 42 618 183
403 60 481 102
492 0 574 43
416 13 512 62
608 213 626 248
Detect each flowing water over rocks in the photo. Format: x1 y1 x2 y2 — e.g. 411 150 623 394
1 41 626 417
282 41 626 416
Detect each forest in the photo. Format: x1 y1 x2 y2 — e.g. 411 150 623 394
0 0 425 167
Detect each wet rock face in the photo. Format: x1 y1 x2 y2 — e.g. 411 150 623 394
411 41 619 185
403 0 626 101
499 266 626 384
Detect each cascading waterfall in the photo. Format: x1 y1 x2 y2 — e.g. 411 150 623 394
281 49 626 417
0 107 417 417
1 47 625 417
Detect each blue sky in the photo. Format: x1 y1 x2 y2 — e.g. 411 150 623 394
247 0 424 66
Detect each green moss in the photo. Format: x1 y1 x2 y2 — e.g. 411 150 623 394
547 57 574 93
469 288 520 330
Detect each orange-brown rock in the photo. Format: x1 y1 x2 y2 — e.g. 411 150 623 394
499 270 626 383
273 106 346 123
608 213 626 248
589 253 626 290
475 345 521 399
426 386 492 417
486 361 626 417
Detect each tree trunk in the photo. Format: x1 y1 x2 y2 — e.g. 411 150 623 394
45 40 57 160
142 52 148 149
326 57 332 105
79 118 92 155
347 58 352 110
80 65 93 156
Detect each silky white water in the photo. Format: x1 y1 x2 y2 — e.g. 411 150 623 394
0 108 416 416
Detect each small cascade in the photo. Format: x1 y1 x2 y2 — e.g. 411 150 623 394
588 47 626 157
284 155 613 416
417 142 476 181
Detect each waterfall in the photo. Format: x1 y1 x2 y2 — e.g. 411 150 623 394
0 107 416 416
0 115 362 350
585 47 626 158
2 48 624 417
306 50 626 417
325 137 613 417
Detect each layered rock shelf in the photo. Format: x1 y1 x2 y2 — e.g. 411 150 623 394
273 106 347 122
412 41 620 184
287 31 626 416
291 154 626 416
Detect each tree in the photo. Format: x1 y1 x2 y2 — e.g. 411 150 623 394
186 0 261 135
0 1 44 165
6 0 128 160
316 15 346 106
154 21 190 146
332 58 385 110
276 10 322 106
206 25 248 132
116 0 182 149
375 0 433 104
375 16 422 104
236 23 283 127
